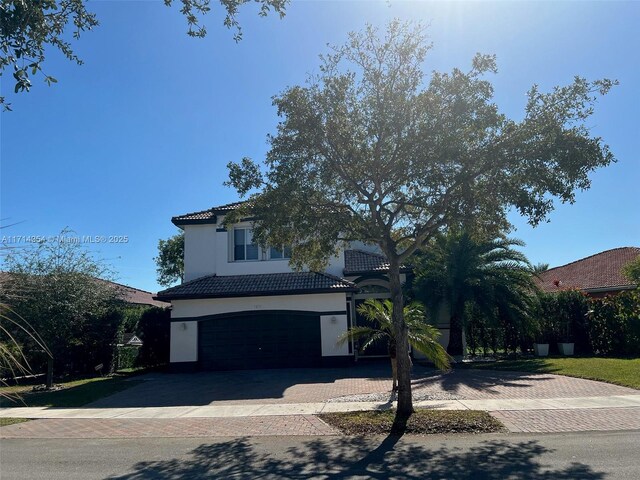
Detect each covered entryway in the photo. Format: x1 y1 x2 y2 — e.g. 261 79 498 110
198 312 322 370
352 279 392 357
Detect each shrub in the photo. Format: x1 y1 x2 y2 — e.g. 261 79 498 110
588 290 640 356
115 346 140 370
136 307 170 368
536 290 590 353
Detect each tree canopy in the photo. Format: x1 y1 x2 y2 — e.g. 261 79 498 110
2 230 124 376
0 0 288 108
155 231 185 287
226 20 617 415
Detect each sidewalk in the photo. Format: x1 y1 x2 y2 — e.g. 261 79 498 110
2 394 640 419
3 394 640 437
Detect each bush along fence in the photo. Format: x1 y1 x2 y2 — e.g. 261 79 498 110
111 306 171 371
588 290 640 356
463 288 639 357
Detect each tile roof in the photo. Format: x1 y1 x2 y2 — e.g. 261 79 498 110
343 249 390 275
172 201 249 226
343 249 411 276
0 273 169 308
536 247 640 293
103 280 171 308
156 271 356 300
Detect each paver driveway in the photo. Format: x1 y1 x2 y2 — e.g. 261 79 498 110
2 362 639 437
87 362 638 408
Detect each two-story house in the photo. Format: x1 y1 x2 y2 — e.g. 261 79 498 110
156 201 408 372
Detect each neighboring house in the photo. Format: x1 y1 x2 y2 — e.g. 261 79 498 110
0 272 169 309
156 201 408 371
536 247 640 297
99 279 170 309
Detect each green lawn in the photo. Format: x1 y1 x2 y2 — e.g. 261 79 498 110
462 357 640 389
0 375 143 408
320 409 505 435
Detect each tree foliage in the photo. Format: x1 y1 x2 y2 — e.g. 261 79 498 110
588 289 640 356
622 255 640 285
411 232 539 356
226 20 616 414
0 0 288 108
2 230 124 376
155 231 184 287
339 299 450 368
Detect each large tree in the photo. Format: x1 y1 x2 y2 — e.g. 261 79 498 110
3 230 124 376
0 0 288 108
226 20 616 416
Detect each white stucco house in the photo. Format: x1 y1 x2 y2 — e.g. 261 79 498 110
156 201 412 371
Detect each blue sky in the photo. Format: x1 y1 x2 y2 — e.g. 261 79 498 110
1 1 638 292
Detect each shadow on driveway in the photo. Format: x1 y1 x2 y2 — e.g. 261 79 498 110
89 362 402 407
87 362 564 408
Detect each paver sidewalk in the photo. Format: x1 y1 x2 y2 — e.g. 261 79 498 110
2 368 639 437
2 394 640 419
2 394 640 437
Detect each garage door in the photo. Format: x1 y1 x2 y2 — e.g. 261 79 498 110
198 312 322 370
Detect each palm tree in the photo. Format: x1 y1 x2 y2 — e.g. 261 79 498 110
339 299 450 391
412 231 539 357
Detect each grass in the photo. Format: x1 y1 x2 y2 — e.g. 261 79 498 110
0 374 143 408
320 409 505 436
0 417 30 427
462 356 640 389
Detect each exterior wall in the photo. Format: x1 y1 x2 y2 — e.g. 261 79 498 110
183 217 345 280
348 241 382 254
320 314 349 356
183 225 217 282
170 321 198 362
171 292 348 318
169 293 350 364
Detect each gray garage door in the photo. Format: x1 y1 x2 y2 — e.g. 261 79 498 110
198 312 322 370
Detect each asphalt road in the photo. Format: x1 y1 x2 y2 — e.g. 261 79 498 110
1 431 639 479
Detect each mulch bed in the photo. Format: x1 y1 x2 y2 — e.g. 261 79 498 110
320 409 505 435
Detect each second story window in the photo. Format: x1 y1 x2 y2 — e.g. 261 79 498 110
269 245 292 260
234 228 259 261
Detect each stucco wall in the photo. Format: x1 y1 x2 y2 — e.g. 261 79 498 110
183 225 217 282
170 293 350 363
170 321 198 362
171 292 348 319
320 314 349 356
182 217 346 280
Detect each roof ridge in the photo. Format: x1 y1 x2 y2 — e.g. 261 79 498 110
101 279 157 295
347 248 386 258
543 246 640 274
172 207 215 220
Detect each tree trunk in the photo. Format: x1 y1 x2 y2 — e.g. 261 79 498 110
388 259 413 416
447 313 464 357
